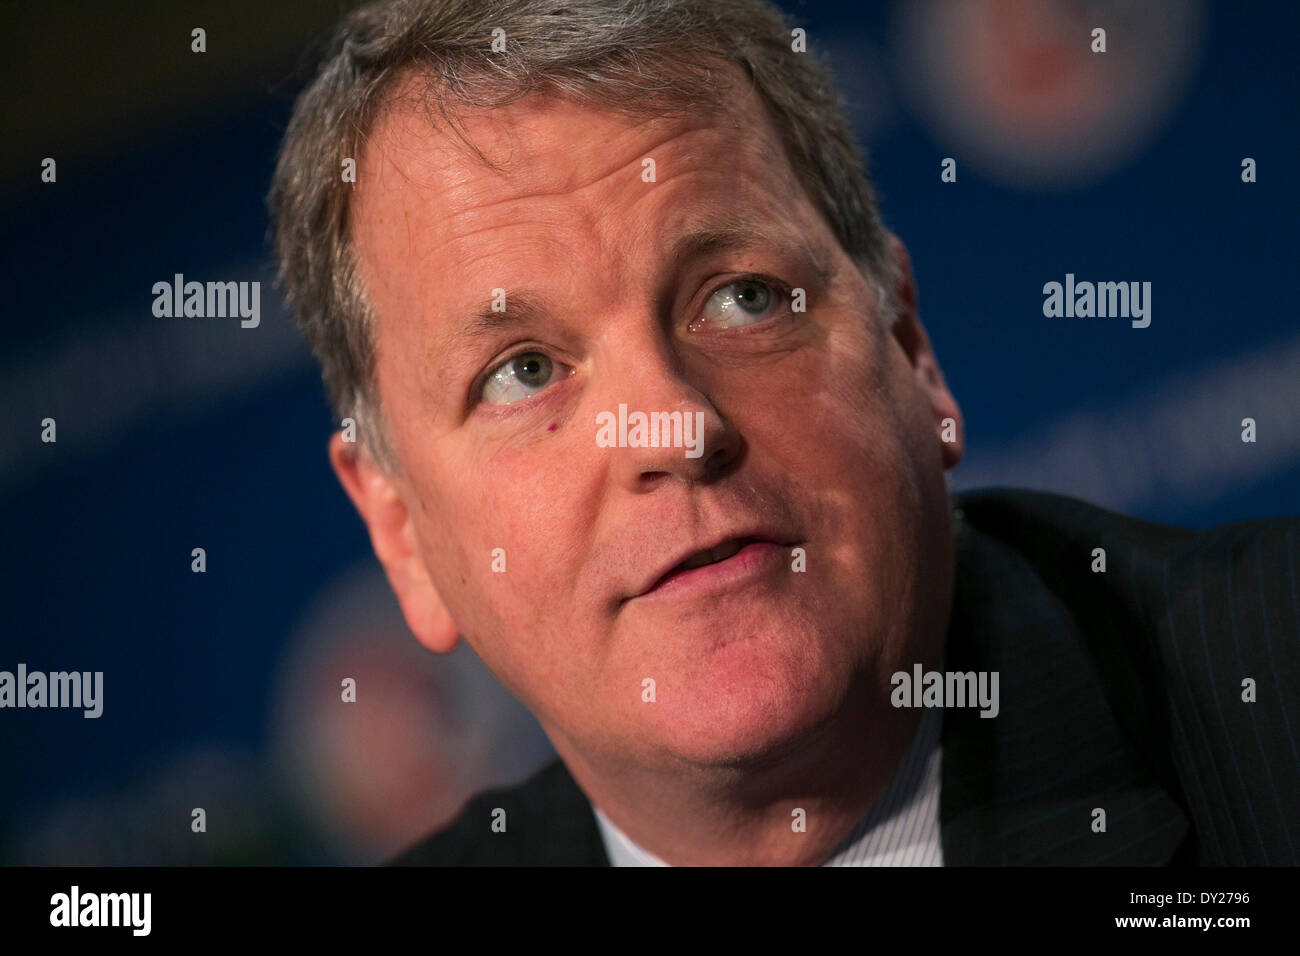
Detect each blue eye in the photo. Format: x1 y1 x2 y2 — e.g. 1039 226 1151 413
481 351 565 405
690 278 784 331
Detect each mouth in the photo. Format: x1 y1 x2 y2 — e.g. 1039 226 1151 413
632 534 790 601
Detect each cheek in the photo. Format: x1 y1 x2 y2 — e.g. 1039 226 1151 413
738 318 924 598
469 438 602 576
409 436 602 666
737 316 904 494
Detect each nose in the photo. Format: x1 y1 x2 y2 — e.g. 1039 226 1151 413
594 335 742 492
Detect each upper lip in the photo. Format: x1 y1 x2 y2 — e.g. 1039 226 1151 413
630 529 789 599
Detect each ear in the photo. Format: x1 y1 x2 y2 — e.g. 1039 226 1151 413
328 432 461 653
884 233 964 470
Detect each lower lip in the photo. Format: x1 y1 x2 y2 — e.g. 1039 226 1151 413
636 541 788 602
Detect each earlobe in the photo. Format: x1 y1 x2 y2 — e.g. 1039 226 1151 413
937 408 964 471
413 599 462 655
327 432 462 654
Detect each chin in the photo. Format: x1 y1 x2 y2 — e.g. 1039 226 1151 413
646 634 852 769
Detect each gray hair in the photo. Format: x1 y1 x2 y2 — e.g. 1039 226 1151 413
269 0 896 469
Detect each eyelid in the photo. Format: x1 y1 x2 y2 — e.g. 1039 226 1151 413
694 273 793 326
484 345 536 379
710 272 791 300
474 346 570 407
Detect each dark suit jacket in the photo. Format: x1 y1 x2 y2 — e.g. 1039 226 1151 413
391 489 1300 866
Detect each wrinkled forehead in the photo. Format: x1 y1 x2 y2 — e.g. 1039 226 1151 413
352 63 803 228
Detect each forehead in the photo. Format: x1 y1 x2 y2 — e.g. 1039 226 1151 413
352 67 816 256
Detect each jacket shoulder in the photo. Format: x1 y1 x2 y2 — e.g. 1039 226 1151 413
954 486 1298 547
952 487 1193 556
952 486 1300 621
387 758 608 866
952 487 1300 865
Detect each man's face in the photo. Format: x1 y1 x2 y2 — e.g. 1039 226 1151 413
345 69 962 772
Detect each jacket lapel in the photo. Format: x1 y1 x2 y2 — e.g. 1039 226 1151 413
939 508 1190 865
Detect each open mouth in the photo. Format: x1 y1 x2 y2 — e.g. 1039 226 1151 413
643 536 770 595
674 537 756 571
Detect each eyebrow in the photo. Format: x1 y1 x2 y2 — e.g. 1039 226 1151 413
455 291 551 346
668 213 781 266
670 212 836 283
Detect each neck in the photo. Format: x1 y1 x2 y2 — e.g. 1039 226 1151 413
549 672 927 866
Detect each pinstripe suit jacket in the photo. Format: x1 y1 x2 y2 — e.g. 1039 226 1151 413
391 489 1300 866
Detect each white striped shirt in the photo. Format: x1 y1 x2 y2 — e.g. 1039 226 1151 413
593 703 944 866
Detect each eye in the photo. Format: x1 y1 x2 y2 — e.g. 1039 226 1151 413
480 351 568 406
689 277 785 332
